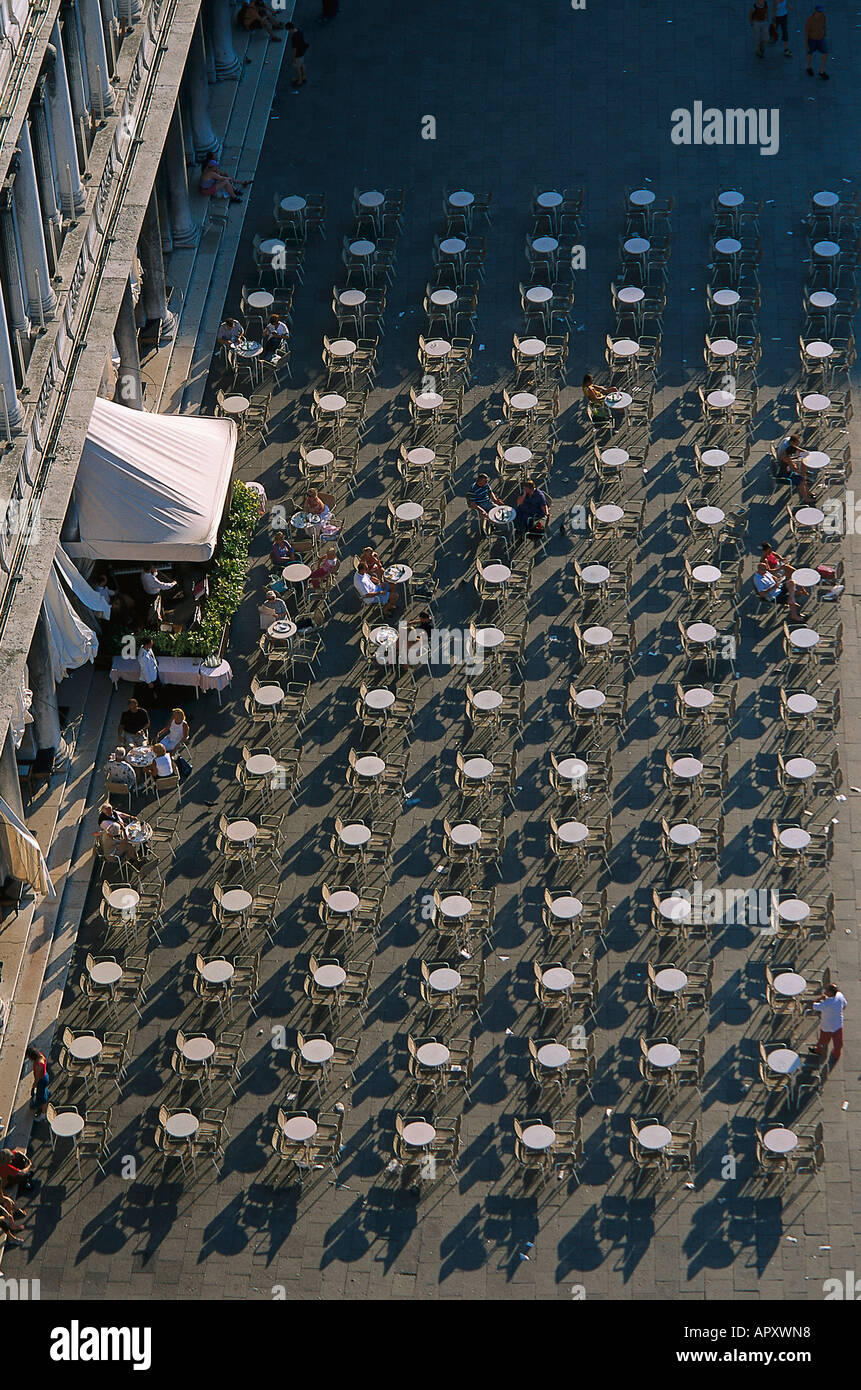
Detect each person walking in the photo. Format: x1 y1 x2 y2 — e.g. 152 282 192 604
773 0 792 54
286 22 309 87
137 635 160 701
750 0 770 55
805 4 829 78
813 983 846 1062
25 1046 49 1121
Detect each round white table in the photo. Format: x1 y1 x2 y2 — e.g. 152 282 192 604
429 290 457 310
423 339 451 358
778 828 811 851
601 448 629 467
786 693 818 715
338 289 365 308
304 447 335 469
254 684 284 708
629 189 655 207
790 569 821 588
182 1038 216 1063
767 1049 801 1076
537 190 563 208
784 757 817 781
503 445 532 465
692 564 721 584
776 898 810 922
50 1111 85 1138
595 503 624 525
800 452 829 472
794 507 825 530
574 689 605 710
638 1124 672 1151
672 757 704 781
804 340 834 361
788 628 820 650
416 1042 451 1067
616 287 644 306
225 820 257 844
301 1039 335 1064
531 236 559 254
258 239 284 257
714 237 741 255
555 820 589 845
402 1121 437 1147
282 563 312 584
541 966 575 991
438 894 472 919
88 960 123 986
556 757 588 783
509 392 538 412
358 190 384 209
489 505 517 525
809 291 836 308
611 338 639 357
221 889 253 914
813 191 839 208
669 823 700 846
774 972 807 998
314 965 347 989
450 822 482 847
582 625 613 648
654 968 688 993
245 754 277 777
470 689 503 711
280 195 307 213
548 896 583 920
283 1115 319 1142
327 338 356 359
338 823 372 847
624 237 650 255
201 960 234 985
521 1124 556 1151
474 626 505 649
353 755 386 777
659 897 692 922
763 1128 798 1155
537 1044 571 1068
525 285 553 305
581 564 612 586
606 392 632 410
326 889 360 915
813 240 839 258
709 338 737 357
648 1044 681 1068
802 394 831 412
348 239 376 257
695 506 725 526
517 337 546 357
364 688 396 710
108 887 139 913
718 190 744 207
686 623 717 644
246 290 274 311
266 621 297 644
482 564 512 584
219 394 249 417
165 1112 199 1139
461 756 494 780
712 289 740 306
428 968 461 992
683 688 714 709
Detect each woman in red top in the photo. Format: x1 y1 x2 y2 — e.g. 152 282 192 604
26 1045 49 1119
759 541 784 570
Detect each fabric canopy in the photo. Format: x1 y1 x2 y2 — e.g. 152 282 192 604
0 795 55 898
9 672 33 748
54 545 111 618
42 569 98 682
62 398 236 562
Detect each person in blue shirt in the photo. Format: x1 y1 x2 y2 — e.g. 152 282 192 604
513 479 549 536
466 471 503 520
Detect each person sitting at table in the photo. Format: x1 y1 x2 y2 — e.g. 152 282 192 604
760 540 786 571
752 561 803 620
271 530 297 565
106 747 137 793
303 488 335 525
309 546 339 590
359 548 386 584
96 801 134 864
261 313 289 358
258 589 288 628
466 471 503 521
147 743 176 783
141 564 178 602
157 708 190 754
118 697 149 748
201 156 244 204
582 373 619 432
513 478 550 539
217 318 244 349
354 561 397 614
776 434 812 503
238 0 283 38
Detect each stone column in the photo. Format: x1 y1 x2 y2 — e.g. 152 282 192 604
156 170 172 255
0 274 25 430
62 1 92 133
180 90 196 165
45 23 86 217
113 276 143 408
205 0 242 80
28 612 62 755
79 0 114 117
138 192 175 336
30 82 63 271
117 0 142 29
14 122 57 323
0 185 30 337
99 0 118 77
186 20 220 162
163 105 198 247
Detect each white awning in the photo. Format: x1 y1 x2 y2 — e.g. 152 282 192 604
62 397 237 562
54 545 111 618
9 671 33 748
0 795 55 898
41 568 98 682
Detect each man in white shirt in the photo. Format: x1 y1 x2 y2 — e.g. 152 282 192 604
141 565 177 598
262 314 289 359
354 562 396 614
106 748 137 792
138 637 160 691
813 983 846 1061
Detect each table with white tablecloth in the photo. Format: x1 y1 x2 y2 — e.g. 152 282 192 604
109 656 233 699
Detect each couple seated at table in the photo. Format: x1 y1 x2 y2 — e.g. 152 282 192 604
354 561 398 614
96 801 138 864
466 471 549 538
774 434 813 504
302 488 340 533
582 373 620 432
752 544 807 620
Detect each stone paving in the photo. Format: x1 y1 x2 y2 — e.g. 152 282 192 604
6 0 861 1301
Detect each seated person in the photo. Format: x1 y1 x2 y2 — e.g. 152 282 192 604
106 747 137 792
466 471 503 520
513 478 550 536
775 434 812 503
359 547 386 584
582 373 619 431
271 530 297 565
157 708 189 753
760 540 785 571
118 698 149 748
94 571 134 620
262 313 289 358
258 589 288 628
217 317 244 346
238 0 283 36
752 562 803 621
0 1189 27 1243
96 801 134 863
141 564 177 601
201 156 243 203
354 562 397 613
309 546 339 590
148 743 175 781
0 1147 34 1195
303 488 334 523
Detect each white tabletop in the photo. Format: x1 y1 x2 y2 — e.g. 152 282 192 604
718 190 744 207
776 898 810 922
537 1043 571 1068
779 827 811 850
606 391 632 409
575 688 605 710
712 289 740 306
788 628 820 649
470 689 503 711
542 966 575 991
654 968 688 992
280 195 306 212
430 289 457 305
714 237 741 254
813 240 839 257
283 1115 319 1142
69 1035 103 1060
809 291 836 308
537 190 563 207
358 190 384 207
423 338 452 357
648 1043 681 1068
531 236 559 253
813 190 839 207
89 960 123 985
706 390 735 408
50 1111 85 1138
266 620 297 643
182 1037 216 1063
246 290 274 309
304 447 335 467
774 972 807 998
580 565 611 584
338 289 366 307
767 1048 801 1076
503 445 532 464
763 1128 798 1154
556 758 588 782
686 623 717 643
482 564 512 584
282 563 312 582
784 757 817 780
353 755 386 777
786 693 818 715
525 285 553 303
692 564 721 583
521 1123 556 1151
695 506 725 525
474 626 505 648
450 822 482 846
802 394 830 411
364 687 396 710
338 822 372 849
413 391 443 410
428 968 461 992
438 894 472 919
221 889 253 913
314 964 347 989
349 239 376 256
659 896 692 921
805 340 834 359
220 394 249 414
245 754 277 776
165 1112 199 1139
254 684 284 708
624 237 650 254
316 393 347 413
549 895 583 919
301 1039 335 1064
629 188 656 206
683 687 714 708
601 447 630 466
582 625 613 646
125 746 155 766
416 1042 451 1067
201 960 234 984
669 823 700 846
617 286 644 304
611 338 639 357
108 887 139 912
800 451 829 471
402 1121 437 1147
509 392 538 410
709 338 737 356
259 238 285 255
489 505 517 523
327 889 360 915
637 1124 672 1151
461 756 493 779
790 568 820 587
518 337 546 356
370 625 398 645
439 237 466 254
556 820 589 845
673 756 704 780
225 819 257 843
327 338 356 357
794 507 825 529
